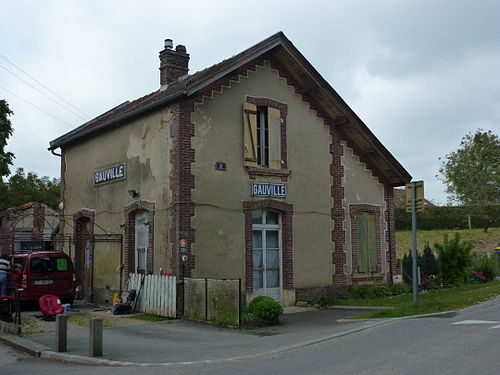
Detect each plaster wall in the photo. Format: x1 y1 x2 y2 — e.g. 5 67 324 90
191 62 333 290
342 144 388 275
62 108 173 295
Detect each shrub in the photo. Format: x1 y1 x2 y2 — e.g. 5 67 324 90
420 243 439 277
435 233 474 285
389 284 408 296
470 253 497 282
250 296 283 325
247 296 273 313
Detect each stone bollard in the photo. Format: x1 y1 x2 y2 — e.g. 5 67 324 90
89 317 103 357
55 314 67 352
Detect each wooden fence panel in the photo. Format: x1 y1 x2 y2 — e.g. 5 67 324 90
128 273 177 318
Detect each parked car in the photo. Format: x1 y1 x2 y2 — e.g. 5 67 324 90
9 251 76 304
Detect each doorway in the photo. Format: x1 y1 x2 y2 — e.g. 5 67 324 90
252 210 281 301
75 217 93 301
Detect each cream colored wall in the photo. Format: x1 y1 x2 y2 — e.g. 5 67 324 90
342 144 388 275
191 61 333 289
62 108 173 285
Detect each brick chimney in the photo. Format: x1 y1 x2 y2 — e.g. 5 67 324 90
159 39 190 87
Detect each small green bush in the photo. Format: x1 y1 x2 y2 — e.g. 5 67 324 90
248 296 273 313
248 296 283 325
435 233 474 285
389 284 408 295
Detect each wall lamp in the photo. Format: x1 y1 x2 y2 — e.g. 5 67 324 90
128 189 140 198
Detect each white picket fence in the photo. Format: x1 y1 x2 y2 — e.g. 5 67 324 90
128 273 177 318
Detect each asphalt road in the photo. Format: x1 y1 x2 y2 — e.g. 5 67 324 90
2 300 500 375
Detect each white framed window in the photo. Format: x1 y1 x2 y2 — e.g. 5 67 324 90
252 210 282 300
135 210 149 274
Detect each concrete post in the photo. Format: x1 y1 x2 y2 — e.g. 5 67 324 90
89 317 103 357
55 314 67 352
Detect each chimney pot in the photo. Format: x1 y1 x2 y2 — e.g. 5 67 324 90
164 39 173 49
175 44 187 53
159 39 190 86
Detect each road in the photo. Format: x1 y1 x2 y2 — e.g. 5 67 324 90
2 301 500 375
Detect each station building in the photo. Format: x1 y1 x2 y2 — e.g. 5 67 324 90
49 32 411 305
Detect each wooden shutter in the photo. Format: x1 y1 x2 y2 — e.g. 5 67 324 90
243 103 258 167
367 213 377 272
267 107 282 169
357 213 368 273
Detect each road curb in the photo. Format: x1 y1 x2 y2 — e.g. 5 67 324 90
3 319 395 367
0 332 50 357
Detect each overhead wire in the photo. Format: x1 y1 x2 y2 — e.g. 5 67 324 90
0 85 74 127
0 53 90 119
0 63 88 121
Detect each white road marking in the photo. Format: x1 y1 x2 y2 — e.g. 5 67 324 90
451 320 499 325
489 324 500 329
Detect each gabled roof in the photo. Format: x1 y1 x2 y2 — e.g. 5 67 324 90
49 31 411 186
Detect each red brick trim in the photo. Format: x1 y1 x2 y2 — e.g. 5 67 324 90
330 128 347 288
243 199 294 291
123 200 155 283
384 185 396 284
169 100 196 277
349 204 382 275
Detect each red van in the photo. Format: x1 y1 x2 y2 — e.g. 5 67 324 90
10 251 76 304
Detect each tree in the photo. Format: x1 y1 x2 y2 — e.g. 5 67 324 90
0 99 15 177
439 129 500 232
0 168 60 210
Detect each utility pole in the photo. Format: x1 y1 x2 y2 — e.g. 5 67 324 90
406 181 424 306
411 181 418 306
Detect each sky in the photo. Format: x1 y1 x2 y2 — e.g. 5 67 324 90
0 0 499 205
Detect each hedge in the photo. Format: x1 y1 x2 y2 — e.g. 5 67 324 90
395 204 499 231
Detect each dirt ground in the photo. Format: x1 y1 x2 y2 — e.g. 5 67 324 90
20 300 152 335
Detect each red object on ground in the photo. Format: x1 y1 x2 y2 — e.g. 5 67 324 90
39 294 64 318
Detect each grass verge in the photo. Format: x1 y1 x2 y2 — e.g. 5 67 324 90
68 313 116 327
396 227 500 258
128 313 169 322
337 281 500 319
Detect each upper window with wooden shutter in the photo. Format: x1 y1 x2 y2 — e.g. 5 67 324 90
243 98 287 171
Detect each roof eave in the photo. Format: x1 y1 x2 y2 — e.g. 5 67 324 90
49 90 186 150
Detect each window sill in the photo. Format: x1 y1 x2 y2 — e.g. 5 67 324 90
246 167 290 181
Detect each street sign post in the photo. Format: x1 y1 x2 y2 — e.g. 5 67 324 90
408 180 424 306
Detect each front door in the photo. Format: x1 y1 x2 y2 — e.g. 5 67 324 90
75 218 92 301
252 210 281 301
135 210 149 274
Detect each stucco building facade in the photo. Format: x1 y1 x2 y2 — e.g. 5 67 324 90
49 32 411 305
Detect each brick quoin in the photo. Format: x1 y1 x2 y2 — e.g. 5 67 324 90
169 100 196 278
330 127 347 289
384 185 396 284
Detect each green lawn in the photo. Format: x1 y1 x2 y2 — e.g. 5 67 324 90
337 281 500 319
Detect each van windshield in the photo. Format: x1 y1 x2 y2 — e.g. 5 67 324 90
30 257 69 273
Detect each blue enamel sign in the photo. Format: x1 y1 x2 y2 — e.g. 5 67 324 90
251 182 286 198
